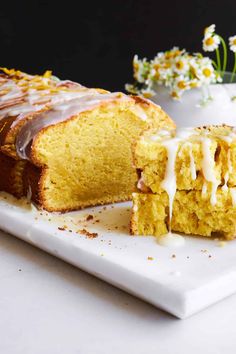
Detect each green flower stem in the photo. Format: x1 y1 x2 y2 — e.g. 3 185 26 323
211 59 218 69
216 48 221 72
230 52 236 83
218 35 228 73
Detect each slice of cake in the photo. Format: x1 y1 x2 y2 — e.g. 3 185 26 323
0 68 175 211
131 125 236 239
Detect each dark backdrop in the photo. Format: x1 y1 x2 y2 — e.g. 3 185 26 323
0 0 235 91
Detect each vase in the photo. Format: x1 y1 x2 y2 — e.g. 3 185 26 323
152 72 236 127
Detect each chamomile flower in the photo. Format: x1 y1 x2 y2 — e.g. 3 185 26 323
189 78 202 89
196 63 217 84
133 55 151 83
229 35 236 53
175 76 190 91
165 47 184 60
203 34 220 52
141 85 156 98
125 25 227 100
124 83 139 95
174 56 189 74
204 24 215 37
170 88 181 100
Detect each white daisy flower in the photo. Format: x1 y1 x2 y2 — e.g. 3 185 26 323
229 35 236 53
141 86 156 98
196 64 217 84
203 34 220 52
150 58 172 85
133 55 150 83
189 78 202 89
170 88 181 100
125 83 139 95
204 24 216 37
173 75 190 91
155 52 165 61
174 56 189 74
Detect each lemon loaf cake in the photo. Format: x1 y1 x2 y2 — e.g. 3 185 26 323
0 68 174 211
131 125 236 239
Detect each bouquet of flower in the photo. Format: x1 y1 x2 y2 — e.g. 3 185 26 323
126 25 236 101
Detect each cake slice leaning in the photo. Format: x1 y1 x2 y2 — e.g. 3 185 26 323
131 125 236 239
0 68 175 211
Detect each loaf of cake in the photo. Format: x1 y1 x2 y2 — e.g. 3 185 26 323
131 125 236 239
0 68 174 211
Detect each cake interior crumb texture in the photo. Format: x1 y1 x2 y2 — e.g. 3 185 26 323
33 106 148 211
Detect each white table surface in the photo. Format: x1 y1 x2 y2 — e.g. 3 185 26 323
0 229 236 354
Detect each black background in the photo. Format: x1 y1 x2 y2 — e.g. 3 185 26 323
1 0 235 91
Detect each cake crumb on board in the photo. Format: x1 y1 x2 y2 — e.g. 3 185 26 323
77 229 98 239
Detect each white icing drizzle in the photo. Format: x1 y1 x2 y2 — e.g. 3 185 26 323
158 233 185 247
222 150 232 191
200 136 219 205
189 145 196 180
0 87 98 121
16 92 129 159
230 188 236 207
149 129 172 141
10 89 100 128
161 137 180 230
130 105 147 121
0 70 148 164
202 182 208 196
159 128 196 232
183 142 196 180
148 127 236 238
0 82 23 101
0 73 94 122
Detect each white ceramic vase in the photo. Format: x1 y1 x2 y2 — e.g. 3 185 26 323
152 75 236 128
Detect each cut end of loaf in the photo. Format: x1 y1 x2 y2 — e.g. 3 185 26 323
23 101 173 212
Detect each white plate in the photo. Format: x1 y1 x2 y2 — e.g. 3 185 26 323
0 193 236 319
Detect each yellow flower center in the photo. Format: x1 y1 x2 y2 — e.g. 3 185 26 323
165 52 173 59
205 37 214 46
203 68 212 77
163 62 171 69
176 61 184 70
153 64 160 70
233 39 236 45
177 81 186 89
171 91 179 98
133 63 139 72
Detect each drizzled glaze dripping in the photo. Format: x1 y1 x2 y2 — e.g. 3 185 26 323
158 233 185 247
222 150 232 192
142 127 236 243
161 138 180 229
156 128 195 234
156 128 195 245
200 137 219 205
230 188 236 207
